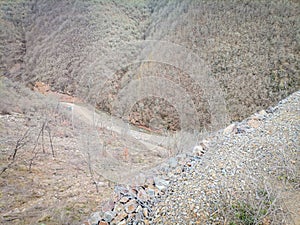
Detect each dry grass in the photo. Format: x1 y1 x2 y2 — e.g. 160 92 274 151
0 81 114 224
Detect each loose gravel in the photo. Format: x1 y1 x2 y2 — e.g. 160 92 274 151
86 91 299 225
151 91 299 225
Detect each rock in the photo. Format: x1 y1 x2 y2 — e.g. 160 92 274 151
103 211 116 223
119 196 129 204
250 111 266 121
98 221 109 225
129 187 138 196
137 188 148 201
168 157 178 168
101 200 114 212
143 208 149 217
124 199 138 214
176 153 187 164
174 166 182 174
223 123 237 135
154 177 169 191
96 181 107 187
135 212 143 221
117 220 126 225
112 211 127 224
136 205 143 214
258 110 267 115
114 203 125 213
158 162 170 173
145 177 155 186
193 145 205 156
200 139 210 149
147 188 156 197
89 212 101 225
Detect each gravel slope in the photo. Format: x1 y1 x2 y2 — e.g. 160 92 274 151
151 91 300 224
84 91 299 225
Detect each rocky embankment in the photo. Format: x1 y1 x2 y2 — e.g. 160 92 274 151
84 91 299 225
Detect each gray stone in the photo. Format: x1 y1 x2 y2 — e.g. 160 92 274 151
137 188 148 201
103 211 116 223
193 145 203 152
114 203 124 213
200 139 210 149
147 188 156 197
101 199 114 212
154 177 169 191
223 123 237 135
117 220 126 225
113 211 127 224
168 157 178 168
258 109 267 115
193 145 205 156
89 212 101 225
136 205 143 213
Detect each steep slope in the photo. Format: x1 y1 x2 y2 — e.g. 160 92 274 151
145 0 300 121
83 91 300 225
1 0 299 133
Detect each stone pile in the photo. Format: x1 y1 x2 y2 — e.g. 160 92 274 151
82 176 168 225
83 141 210 225
84 104 286 225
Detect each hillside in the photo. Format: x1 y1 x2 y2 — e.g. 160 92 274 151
0 0 299 224
1 0 299 132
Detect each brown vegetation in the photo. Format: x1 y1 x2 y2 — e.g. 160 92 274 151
0 0 299 224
